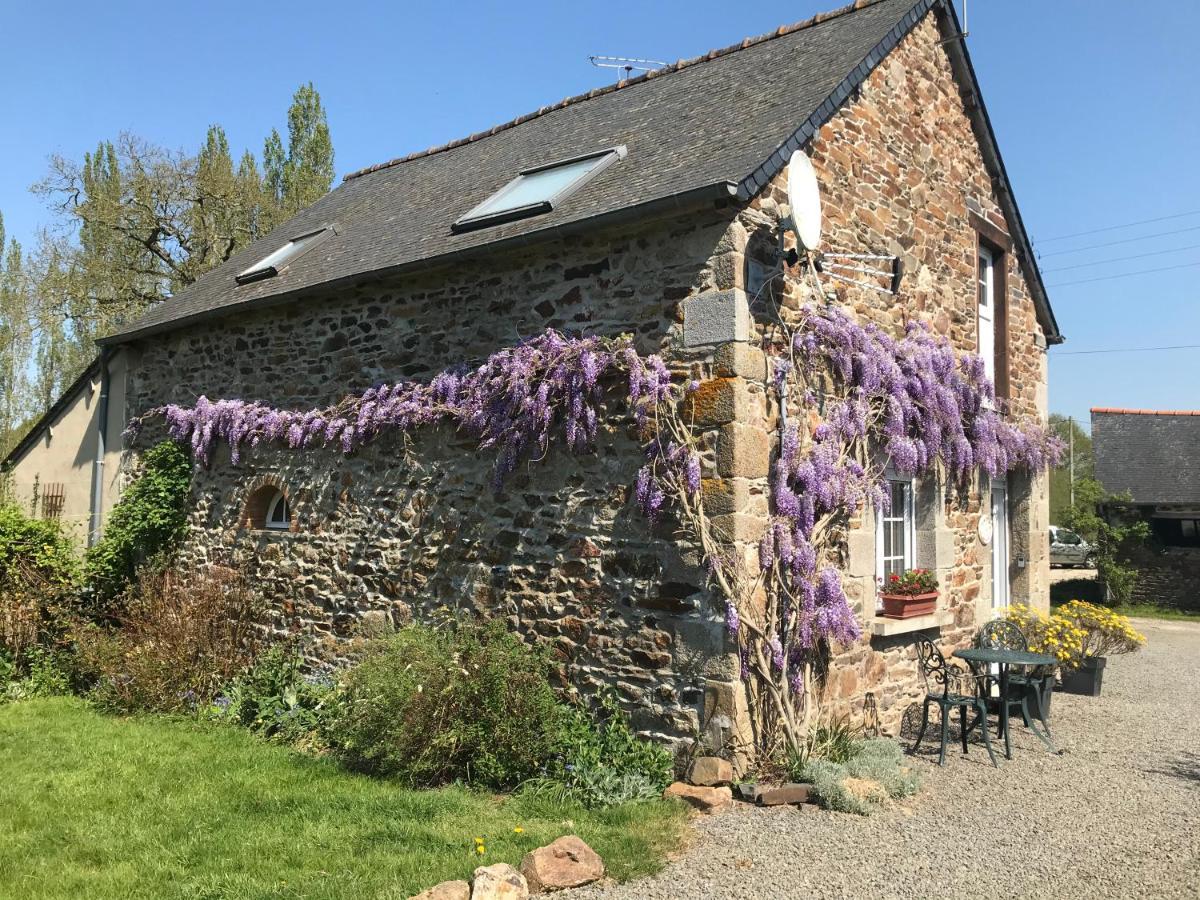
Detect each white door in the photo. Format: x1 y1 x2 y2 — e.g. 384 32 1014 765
978 246 995 390
991 479 1010 611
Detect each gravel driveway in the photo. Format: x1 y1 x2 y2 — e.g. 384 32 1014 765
571 618 1200 900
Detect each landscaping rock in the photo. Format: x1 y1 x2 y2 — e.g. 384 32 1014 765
471 863 529 900
687 756 733 787
410 880 471 900
520 835 605 892
757 783 813 806
664 782 733 813
733 783 762 803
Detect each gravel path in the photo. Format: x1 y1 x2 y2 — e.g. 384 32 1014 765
573 618 1200 900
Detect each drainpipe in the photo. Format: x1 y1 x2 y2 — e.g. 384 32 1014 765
88 349 112 547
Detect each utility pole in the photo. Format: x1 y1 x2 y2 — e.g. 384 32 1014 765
1068 416 1075 509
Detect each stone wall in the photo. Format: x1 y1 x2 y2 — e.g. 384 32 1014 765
127 202 754 750
723 11 1051 733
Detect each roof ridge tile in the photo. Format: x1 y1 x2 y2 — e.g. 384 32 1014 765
1091 408 1200 416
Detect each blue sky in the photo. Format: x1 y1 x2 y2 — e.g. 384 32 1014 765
1 1 1196 428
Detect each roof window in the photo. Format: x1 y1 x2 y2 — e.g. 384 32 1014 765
236 226 332 285
452 146 627 233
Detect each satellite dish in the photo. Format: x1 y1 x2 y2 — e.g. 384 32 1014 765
786 150 822 252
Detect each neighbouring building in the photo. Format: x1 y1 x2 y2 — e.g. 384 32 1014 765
1092 408 1200 614
2 353 130 548
9 0 1061 748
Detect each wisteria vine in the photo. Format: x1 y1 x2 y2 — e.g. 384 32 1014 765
133 304 1061 754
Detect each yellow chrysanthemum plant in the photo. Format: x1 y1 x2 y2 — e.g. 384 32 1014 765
1003 601 1144 669
1055 600 1146 663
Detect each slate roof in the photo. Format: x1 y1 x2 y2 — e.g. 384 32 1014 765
101 0 1058 346
1092 409 1200 505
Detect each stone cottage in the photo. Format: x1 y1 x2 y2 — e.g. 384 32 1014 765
60 0 1061 748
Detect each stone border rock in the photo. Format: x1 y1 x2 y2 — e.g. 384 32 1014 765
409 838 605 900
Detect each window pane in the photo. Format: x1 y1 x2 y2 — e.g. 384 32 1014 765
239 229 325 281
890 481 906 515
470 155 605 218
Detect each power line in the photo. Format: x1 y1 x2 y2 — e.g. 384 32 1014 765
1055 344 1200 357
1042 242 1200 273
1037 223 1200 259
1035 209 1200 244
1046 260 1200 288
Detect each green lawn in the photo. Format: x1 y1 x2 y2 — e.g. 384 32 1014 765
0 698 687 899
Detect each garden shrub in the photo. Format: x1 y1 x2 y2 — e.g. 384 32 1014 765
328 619 565 788
527 691 675 808
786 714 862 774
77 568 262 713
2 647 74 703
0 502 79 669
83 441 191 615
791 736 919 816
211 643 339 748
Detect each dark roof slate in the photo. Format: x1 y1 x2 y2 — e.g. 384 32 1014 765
102 0 927 343
1092 409 1200 505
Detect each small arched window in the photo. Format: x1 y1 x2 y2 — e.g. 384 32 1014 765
264 491 291 531
243 483 294 532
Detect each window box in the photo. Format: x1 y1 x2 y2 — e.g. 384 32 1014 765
879 590 939 619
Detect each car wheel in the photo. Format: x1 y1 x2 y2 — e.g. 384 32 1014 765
1084 553 1097 568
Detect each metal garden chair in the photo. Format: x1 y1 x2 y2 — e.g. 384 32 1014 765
909 636 998 767
976 619 1056 749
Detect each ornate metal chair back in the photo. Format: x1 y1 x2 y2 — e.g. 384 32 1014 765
912 636 952 698
978 619 1028 652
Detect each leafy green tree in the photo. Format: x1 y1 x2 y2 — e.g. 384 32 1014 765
1060 477 1149 606
0 214 34 457
1048 413 1092 526
263 83 335 225
22 84 336 426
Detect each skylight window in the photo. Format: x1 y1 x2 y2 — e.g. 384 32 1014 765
452 146 627 233
236 226 332 285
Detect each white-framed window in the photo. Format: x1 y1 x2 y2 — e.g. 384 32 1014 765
236 226 332 285
876 478 915 597
977 244 995 390
264 491 291 531
452 146 626 233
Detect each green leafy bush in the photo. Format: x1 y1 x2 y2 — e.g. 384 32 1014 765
211 643 339 747
2 647 74 703
83 441 191 614
0 502 79 668
327 620 564 789
786 714 862 775
77 568 262 713
528 691 674 808
791 737 919 816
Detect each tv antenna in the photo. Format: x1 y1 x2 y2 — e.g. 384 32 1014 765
588 55 667 82
782 150 903 295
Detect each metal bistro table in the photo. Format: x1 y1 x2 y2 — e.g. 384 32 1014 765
953 647 1058 760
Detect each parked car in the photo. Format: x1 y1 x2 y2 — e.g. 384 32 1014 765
1049 526 1097 568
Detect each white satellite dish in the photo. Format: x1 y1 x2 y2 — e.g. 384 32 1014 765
786 150 822 252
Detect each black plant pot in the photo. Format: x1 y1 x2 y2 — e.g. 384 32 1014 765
1059 656 1106 696
1006 671 1055 720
